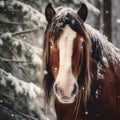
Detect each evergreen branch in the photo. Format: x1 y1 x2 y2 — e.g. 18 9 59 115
0 6 19 15
0 68 44 98
14 64 30 71
0 32 3 35
12 28 39 36
3 43 18 59
15 110 38 120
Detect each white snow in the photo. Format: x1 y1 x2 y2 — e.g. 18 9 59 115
1 32 12 40
23 36 26 40
85 24 120 65
11 114 15 117
10 1 47 27
0 39 3 46
116 19 120 23
11 37 43 67
12 40 20 47
0 78 6 86
0 1 55 120
97 63 104 80
0 1 5 7
31 47 43 66
54 68 58 71
0 68 56 120
43 70 48 75
0 100 3 103
82 87 85 90
102 56 109 67
85 111 88 115
0 68 43 99
32 54 42 66
95 89 99 98
85 23 120 83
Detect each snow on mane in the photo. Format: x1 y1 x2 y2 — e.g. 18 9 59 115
85 24 120 66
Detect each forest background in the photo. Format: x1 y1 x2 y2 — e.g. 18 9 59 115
0 0 120 120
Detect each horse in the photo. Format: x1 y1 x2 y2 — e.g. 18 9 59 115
41 3 120 120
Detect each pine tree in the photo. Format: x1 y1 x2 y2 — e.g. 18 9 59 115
0 1 55 120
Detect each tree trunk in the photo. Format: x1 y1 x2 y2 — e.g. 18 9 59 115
103 0 112 42
94 0 101 30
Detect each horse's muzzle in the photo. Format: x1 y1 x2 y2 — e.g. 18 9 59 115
53 82 78 104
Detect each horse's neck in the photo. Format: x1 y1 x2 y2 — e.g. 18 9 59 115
85 24 120 67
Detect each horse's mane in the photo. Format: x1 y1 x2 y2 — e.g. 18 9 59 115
85 24 120 66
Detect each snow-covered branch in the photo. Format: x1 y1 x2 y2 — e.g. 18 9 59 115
9 0 47 27
11 36 43 67
0 68 43 99
0 1 56 120
0 32 43 68
0 68 56 120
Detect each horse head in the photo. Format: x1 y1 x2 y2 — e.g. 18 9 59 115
42 3 91 104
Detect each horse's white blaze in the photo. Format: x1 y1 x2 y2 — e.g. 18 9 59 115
55 25 77 97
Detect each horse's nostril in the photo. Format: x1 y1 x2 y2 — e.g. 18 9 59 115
71 84 78 96
54 83 78 97
54 84 64 96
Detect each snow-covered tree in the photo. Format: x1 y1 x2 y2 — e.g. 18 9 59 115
0 0 119 120
0 0 56 120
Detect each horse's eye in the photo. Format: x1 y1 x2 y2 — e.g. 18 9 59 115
49 41 53 46
80 41 85 48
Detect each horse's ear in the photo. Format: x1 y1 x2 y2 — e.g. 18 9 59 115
45 3 56 23
77 3 88 22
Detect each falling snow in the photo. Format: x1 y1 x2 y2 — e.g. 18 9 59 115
116 19 120 23
85 111 88 115
95 89 99 98
44 70 48 75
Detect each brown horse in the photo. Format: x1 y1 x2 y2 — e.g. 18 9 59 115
41 3 120 120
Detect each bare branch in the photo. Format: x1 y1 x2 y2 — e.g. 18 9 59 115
12 28 39 36
0 19 23 25
0 57 27 63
